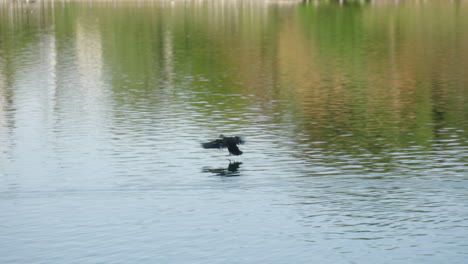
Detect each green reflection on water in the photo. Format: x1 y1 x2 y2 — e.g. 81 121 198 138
0 0 466 156
293 1 467 154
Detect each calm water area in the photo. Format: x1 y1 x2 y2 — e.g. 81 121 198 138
1 0 467 263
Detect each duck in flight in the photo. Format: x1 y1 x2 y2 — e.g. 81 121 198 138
202 135 245 156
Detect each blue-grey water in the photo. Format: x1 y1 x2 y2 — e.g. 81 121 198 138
1 0 467 263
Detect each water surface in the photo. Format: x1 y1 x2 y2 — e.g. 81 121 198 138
1 0 467 263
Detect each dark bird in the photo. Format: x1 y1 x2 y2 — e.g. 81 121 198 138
202 161 243 177
202 135 245 156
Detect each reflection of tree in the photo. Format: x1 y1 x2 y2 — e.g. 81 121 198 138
1 0 466 158
290 1 468 153
0 0 55 159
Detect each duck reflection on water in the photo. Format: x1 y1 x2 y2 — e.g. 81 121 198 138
202 161 243 177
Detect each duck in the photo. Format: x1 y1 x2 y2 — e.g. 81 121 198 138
201 135 245 156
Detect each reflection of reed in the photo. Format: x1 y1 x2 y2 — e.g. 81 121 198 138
0 67 14 161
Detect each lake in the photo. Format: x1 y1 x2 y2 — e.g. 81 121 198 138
1 0 467 263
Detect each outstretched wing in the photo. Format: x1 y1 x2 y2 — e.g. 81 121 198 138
201 139 224 149
202 135 245 155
